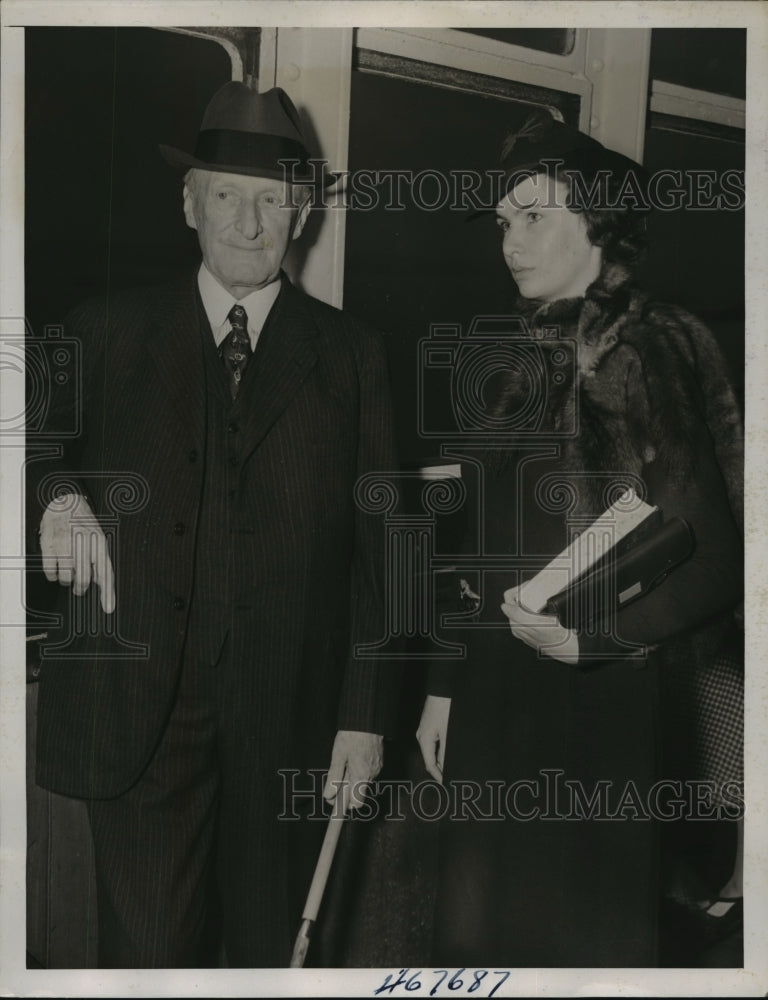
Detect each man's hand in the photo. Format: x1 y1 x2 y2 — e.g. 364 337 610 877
40 493 115 614
501 586 579 665
323 730 383 814
416 694 451 783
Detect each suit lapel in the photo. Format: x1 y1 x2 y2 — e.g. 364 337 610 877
237 276 320 459
144 273 207 449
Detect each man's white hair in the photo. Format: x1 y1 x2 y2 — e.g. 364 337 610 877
184 167 204 194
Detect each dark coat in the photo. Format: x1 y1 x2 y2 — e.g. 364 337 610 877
30 271 397 800
429 262 743 967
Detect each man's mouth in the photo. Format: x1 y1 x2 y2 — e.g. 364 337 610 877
223 242 271 252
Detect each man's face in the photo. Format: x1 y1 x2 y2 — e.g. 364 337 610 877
184 171 311 298
496 173 602 303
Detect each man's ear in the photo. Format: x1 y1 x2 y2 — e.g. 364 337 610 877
183 184 198 231
291 194 312 242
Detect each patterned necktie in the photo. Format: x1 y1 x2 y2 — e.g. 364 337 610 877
220 304 253 399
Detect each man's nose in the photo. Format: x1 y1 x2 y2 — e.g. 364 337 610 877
235 201 263 240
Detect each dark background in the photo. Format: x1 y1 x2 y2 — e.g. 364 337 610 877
25 28 232 331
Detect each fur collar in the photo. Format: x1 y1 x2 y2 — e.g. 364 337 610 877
512 260 638 369
487 261 743 525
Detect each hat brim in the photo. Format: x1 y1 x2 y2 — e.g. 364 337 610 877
159 143 341 188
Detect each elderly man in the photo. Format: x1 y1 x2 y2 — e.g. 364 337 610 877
31 83 396 967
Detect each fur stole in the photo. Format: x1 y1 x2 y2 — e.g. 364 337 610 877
487 261 743 524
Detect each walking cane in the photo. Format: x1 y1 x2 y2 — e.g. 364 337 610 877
289 808 346 968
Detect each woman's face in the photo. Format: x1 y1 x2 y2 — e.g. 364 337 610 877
496 174 602 302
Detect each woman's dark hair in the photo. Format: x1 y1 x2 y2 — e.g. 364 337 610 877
562 165 649 267
570 190 649 268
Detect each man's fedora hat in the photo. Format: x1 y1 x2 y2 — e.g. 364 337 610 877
160 82 336 187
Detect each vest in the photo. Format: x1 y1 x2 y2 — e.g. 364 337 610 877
184 291 278 666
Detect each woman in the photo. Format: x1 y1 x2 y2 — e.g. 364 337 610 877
417 111 743 967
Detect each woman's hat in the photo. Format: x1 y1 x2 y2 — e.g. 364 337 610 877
497 109 648 207
159 82 337 187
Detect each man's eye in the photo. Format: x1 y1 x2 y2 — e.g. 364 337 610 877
261 194 280 206
216 191 229 201
496 219 510 232
527 211 542 223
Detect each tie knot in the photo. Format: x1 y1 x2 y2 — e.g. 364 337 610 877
229 304 248 333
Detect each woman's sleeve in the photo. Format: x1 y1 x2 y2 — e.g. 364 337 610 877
577 409 742 662
425 464 481 698
424 571 473 697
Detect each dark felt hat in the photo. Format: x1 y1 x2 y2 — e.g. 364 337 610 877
474 109 648 215
159 82 336 187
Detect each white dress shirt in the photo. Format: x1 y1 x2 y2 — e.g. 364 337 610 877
197 264 282 352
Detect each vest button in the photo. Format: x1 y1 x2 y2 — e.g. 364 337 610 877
173 596 186 611
173 522 185 536
227 421 239 434
188 449 198 463
229 456 239 467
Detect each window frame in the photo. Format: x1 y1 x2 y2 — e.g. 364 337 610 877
650 79 745 131
266 26 654 306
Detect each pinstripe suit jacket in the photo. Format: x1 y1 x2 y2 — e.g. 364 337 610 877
31 270 397 799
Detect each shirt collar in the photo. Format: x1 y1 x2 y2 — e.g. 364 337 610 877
197 263 282 350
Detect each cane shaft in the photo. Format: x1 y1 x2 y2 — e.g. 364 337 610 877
301 813 345 921
289 919 312 968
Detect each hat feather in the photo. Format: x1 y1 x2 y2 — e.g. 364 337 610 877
501 109 555 162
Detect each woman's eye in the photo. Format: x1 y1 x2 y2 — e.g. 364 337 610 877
496 219 510 233
527 211 542 223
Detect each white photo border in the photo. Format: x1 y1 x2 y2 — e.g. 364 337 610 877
2 1 766 996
